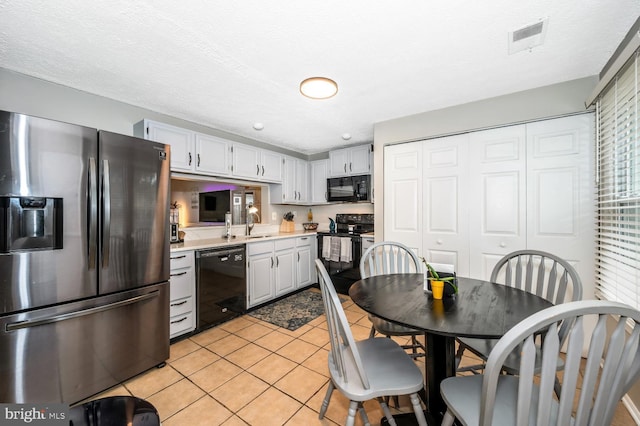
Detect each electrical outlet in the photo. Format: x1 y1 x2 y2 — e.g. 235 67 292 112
271 212 277 221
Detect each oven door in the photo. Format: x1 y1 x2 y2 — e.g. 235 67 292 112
327 177 357 202
317 234 362 294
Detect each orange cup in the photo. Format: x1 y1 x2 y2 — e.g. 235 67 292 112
431 280 444 300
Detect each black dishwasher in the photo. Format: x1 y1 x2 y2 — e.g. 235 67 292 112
196 245 246 331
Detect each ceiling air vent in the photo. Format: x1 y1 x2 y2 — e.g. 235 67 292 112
508 18 549 55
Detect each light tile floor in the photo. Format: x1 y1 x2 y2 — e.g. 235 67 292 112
87 294 637 425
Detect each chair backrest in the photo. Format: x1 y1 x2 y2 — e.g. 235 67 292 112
490 250 583 305
360 241 420 279
479 300 640 426
315 259 370 389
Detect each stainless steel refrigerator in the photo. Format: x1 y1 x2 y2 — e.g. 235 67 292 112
0 110 171 404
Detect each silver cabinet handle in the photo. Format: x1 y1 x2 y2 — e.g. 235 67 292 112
197 153 200 167
170 316 187 324
170 255 186 260
256 164 260 175
276 256 279 267
344 164 347 173
170 271 187 277
298 253 300 261
350 162 352 172
262 165 265 176
271 257 274 268
189 152 192 166
170 300 188 307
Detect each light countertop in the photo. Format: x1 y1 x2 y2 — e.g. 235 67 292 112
170 230 317 252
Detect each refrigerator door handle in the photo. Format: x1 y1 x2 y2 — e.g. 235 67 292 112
101 159 111 268
6 290 160 332
88 157 98 269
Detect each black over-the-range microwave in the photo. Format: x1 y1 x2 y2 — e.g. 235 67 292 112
327 174 371 202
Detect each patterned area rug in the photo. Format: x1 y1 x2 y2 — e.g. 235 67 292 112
248 289 345 331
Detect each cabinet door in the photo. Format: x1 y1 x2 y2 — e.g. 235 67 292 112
282 156 297 202
310 159 329 203
275 249 296 296
469 125 527 280
349 144 371 175
384 142 423 255
261 150 283 183
195 133 230 176
146 121 194 172
295 159 308 202
232 143 261 180
296 245 312 287
248 252 274 307
422 134 470 276
329 148 349 177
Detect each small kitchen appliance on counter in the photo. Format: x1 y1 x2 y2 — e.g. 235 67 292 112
317 214 374 294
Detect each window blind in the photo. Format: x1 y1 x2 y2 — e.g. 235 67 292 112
595 49 640 309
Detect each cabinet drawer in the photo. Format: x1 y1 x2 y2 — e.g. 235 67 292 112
170 251 194 270
169 296 194 317
248 240 273 255
296 236 312 247
170 268 194 300
274 238 295 251
170 311 195 338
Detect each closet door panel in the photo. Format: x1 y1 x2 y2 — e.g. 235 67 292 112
469 125 526 280
423 134 469 275
384 143 423 254
526 114 595 294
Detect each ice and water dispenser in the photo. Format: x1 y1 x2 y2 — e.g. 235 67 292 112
0 196 63 253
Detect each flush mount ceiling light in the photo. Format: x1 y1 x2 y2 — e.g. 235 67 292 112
300 77 338 99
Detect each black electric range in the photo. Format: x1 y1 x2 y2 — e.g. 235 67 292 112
317 214 374 294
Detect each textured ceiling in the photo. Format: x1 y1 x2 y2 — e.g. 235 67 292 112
0 1 638 154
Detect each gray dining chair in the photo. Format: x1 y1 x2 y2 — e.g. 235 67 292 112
315 259 427 426
456 249 583 377
441 299 640 426
360 241 426 359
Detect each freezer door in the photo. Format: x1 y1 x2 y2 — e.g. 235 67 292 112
98 131 170 294
0 111 98 314
0 282 169 404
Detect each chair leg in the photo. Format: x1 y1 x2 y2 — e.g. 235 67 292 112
318 381 334 419
377 397 396 426
346 400 359 426
441 409 456 426
369 325 376 338
454 341 466 369
409 393 427 426
357 402 371 426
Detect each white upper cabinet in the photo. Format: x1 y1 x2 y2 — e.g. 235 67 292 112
135 120 195 172
329 144 371 177
194 133 231 176
232 143 283 183
310 159 329 204
271 156 308 204
135 119 230 176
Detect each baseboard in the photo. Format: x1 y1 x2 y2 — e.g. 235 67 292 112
622 394 640 425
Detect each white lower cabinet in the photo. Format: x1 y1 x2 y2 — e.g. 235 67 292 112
296 236 313 287
247 236 316 307
169 251 196 339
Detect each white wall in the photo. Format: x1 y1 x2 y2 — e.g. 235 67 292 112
0 68 304 158
371 76 599 237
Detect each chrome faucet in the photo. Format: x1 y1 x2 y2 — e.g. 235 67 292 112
224 212 232 239
246 204 260 236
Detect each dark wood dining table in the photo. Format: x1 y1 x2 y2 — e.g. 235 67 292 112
348 273 554 422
